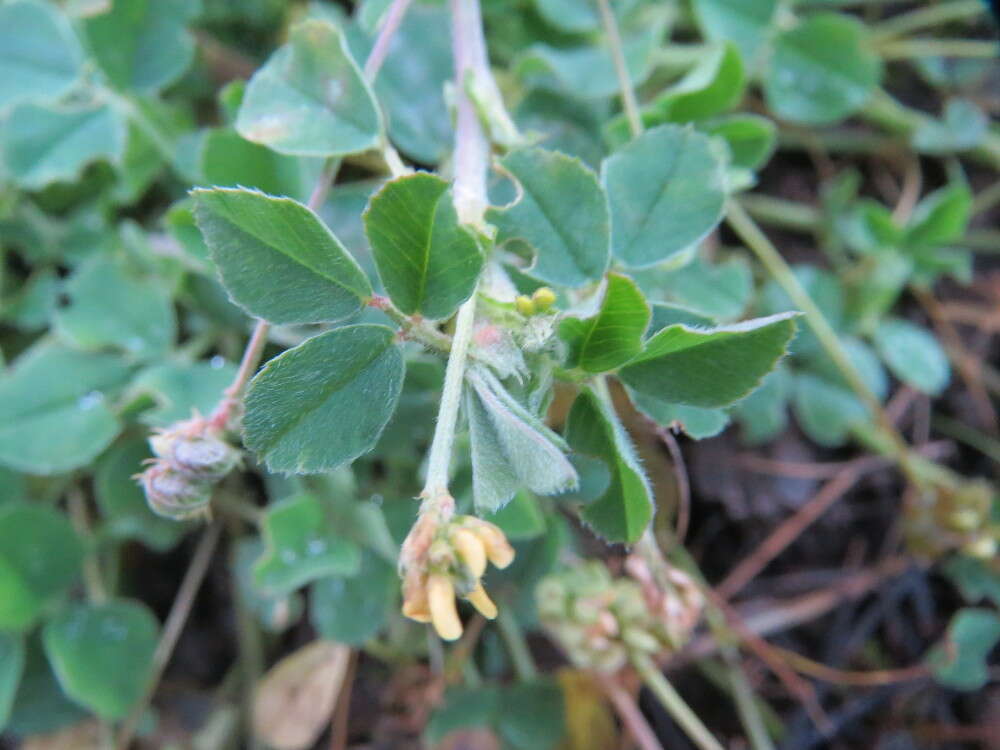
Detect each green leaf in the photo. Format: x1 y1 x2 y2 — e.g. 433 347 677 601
732 366 789 445
350 4 453 165
651 255 752 322
54 255 176 360
498 680 566 750
619 313 797 408
2 102 126 189
629 391 730 440
516 18 663 100
0 632 25 730
465 368 578 513
560 273 650 373
193 187 372 325
533 0 599 32
565 389 653 544
6 637 87 737
792 372 866 447
42 599 159 719
514 90 606 168
363 173 483 319
236 19 381 157
926 608 1000 691
913 99 987 155
426 686 502 744
199 127 325 203
254 494 362 595
874 318 950 395
692 0 776 68
83 0 198 92
653 42 745 123
0 0 83 110
94 438 187 552
0 504 82 632
244 325 404 474
702 114 776 170
759 265 843 359
488 148 610 288
0 344 130 474
127 360 238 427
943 556 1000 607
903 184 971 249
602 125 727 268
310 550 395 645
647 303 716 333
233 539 303 633
763 13 881 126
484 491 547 541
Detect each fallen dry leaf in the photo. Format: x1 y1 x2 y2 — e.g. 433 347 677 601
23 720 102 750
253 640 352 750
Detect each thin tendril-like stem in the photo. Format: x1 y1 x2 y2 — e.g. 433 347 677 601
632 652 726 750
596 0 642 139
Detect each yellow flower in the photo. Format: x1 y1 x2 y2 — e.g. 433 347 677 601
399 496 515 640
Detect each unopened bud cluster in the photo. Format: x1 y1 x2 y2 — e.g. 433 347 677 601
399 491 515 640
905 477 998 561
136 416 241 520
537 558 703 673
514 286 556 317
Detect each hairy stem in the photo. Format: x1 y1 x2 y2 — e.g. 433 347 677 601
632 652 726 750
420 0 493 496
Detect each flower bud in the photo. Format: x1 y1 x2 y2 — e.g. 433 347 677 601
531 286 556 311
451 528 488 579
427 574 462 641
171 435 241 479
468 520 515 569
140 462 213 520
515 295 536 316
466 584 498 619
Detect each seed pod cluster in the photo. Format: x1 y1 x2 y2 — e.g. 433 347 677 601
537 558 703 673
137 417 241 520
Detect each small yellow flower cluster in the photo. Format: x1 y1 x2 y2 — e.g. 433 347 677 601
514 286 557 317
399 491 515 640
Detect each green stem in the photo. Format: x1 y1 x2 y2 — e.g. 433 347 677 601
497 605 539 680
877 38 998 60
725 201 919 485
723 648 777 750
933 415 1000 466
117 525 222 750
862 90 1000 170
739 194 820 235
872 0 986 40
632 652 726 750
596 0 643 138
67 486 107 604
